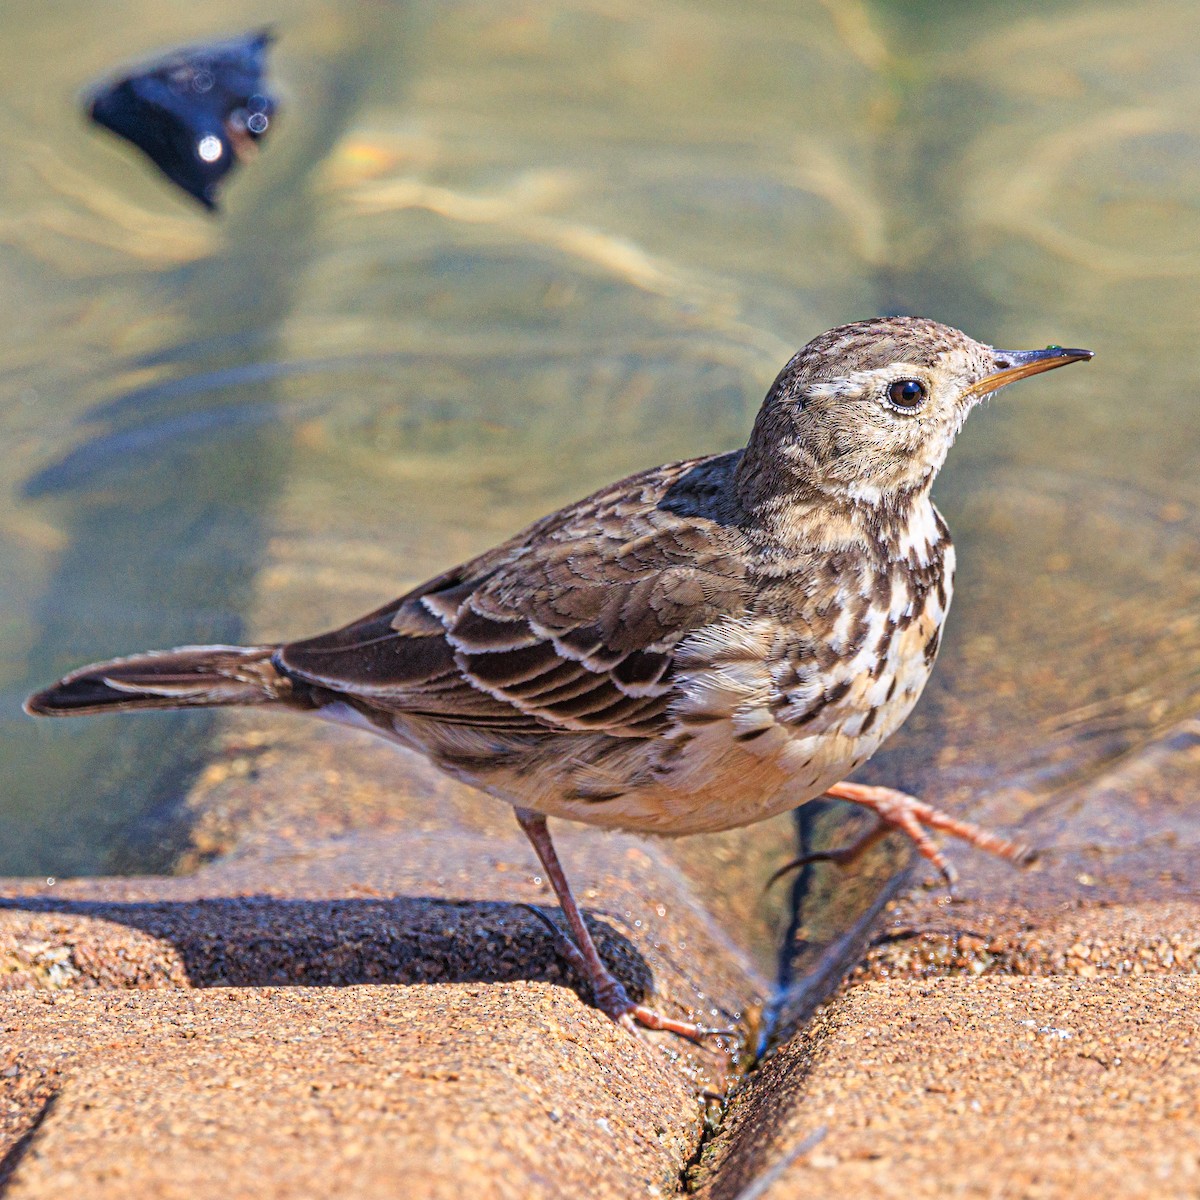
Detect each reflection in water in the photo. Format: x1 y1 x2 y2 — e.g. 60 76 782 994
0 0 1198 1008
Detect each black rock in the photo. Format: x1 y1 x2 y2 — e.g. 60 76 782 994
86 29 277 210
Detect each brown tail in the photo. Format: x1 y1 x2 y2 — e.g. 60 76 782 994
25 645 309 717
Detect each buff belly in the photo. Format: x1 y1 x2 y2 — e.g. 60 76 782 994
534 680 922 836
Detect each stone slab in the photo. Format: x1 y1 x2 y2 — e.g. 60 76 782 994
698 974 1200 1200
0 985 698 1200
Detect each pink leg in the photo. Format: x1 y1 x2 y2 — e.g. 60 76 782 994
770 782 1034 893
514 808 722 1041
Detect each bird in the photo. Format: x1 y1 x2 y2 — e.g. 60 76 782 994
26 317 1092 1039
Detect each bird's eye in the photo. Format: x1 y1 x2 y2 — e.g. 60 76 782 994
887 378 927 411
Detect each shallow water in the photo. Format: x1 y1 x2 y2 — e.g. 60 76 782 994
1 2 1197 989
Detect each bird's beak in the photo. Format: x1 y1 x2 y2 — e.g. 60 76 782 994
964 345 1093 399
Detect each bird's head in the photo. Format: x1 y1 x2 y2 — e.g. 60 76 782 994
742 316 1092 508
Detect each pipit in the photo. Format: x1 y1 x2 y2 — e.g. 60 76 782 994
27 317 1091 1038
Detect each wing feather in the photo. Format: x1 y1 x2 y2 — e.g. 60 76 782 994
277 453 751 737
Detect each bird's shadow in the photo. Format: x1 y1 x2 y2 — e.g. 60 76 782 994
0 894 653 1004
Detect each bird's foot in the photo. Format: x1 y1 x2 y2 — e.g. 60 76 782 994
522 904 728 1042
822 781 1035 893
769 782 1034 896
617 1005 718 1042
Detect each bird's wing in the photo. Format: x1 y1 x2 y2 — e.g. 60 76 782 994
276 454 752 737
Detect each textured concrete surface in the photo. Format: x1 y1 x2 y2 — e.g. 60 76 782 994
0 822 764 1199
695 825 1200 1200
855 893 1200 984
8 841 1200 1200
3 706 1197 1198
0 985 701 1200
0 827 762 1028
0 823 767 1051
696 975 1200 1200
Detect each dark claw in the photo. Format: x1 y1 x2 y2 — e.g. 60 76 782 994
764 849 845 892
940 860 960 901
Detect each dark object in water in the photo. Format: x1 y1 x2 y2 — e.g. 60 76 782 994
86 29 276 210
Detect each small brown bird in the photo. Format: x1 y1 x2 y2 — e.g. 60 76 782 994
27 317 1091 1038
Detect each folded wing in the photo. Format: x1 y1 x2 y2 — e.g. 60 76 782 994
277 455 751 738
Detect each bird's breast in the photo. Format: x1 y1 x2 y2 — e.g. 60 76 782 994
603 534 957 834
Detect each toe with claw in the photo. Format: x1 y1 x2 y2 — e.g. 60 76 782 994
522 904 725 1041
768 781 1034 896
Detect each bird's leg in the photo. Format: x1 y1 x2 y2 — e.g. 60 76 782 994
513 807 714 1041
769 781 1034 894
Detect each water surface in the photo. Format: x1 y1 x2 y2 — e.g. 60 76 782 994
1 2 1197 994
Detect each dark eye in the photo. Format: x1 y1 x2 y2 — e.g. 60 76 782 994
887 378 927 411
